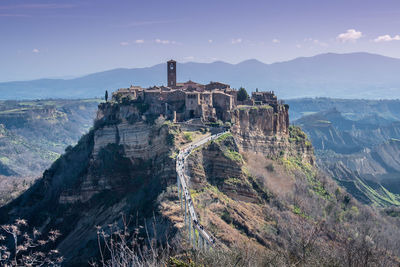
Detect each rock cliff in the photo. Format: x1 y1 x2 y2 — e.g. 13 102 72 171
187 133 260 203
0 101 179 266
230 105 314 164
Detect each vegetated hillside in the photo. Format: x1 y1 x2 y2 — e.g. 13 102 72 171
1 100 399 266
322 140 400 206
293 104 400 207
181 131 400 265
0 99 100 205
1 52 400 100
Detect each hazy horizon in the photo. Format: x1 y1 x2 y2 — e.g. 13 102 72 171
1 51 399 83
2 0 400 82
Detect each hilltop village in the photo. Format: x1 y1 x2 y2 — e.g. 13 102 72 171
111 60 286 123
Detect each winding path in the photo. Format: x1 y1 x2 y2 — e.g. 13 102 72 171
176 131 227 249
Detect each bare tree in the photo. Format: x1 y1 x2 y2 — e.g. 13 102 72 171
0 219 63 266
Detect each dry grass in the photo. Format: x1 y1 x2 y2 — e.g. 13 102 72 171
174 129 210 150
0 175 35 206
245 151 294 197
158 187 184 230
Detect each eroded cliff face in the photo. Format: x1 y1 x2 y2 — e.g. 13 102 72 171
57 102 175 204
187 134 260 203
0 102 179 266
231 105 289 137
230 105 314 165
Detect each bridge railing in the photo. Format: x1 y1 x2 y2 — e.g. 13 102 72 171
175 131 228 249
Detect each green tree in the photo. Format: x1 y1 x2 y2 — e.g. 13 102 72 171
237 87 249 101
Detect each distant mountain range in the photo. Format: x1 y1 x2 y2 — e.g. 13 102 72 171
1 52 400 100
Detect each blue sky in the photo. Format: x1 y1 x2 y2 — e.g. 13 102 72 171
1 0 400 81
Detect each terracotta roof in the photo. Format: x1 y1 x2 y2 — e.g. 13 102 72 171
207 81 229 86
184 80 200 85
212 91 231 96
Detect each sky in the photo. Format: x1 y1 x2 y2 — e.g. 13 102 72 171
1 0 400 82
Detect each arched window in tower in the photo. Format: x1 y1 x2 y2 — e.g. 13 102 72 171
167 60 177 87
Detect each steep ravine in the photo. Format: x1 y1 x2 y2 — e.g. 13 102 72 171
295 109 400 206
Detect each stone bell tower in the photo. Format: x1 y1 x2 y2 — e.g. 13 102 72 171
167 59 176 87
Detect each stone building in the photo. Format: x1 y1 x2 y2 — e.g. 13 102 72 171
111 60 283 123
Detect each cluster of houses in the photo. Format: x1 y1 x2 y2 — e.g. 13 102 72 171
111 60 281 122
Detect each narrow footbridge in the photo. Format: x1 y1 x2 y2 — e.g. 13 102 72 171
176 131 227 249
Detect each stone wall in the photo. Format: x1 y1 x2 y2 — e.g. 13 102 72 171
212 92 234 121
165 90 186 112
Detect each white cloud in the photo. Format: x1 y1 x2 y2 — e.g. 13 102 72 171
374 34 400 42
272 38 280 44
135 39 144 44
120 42 129 46
208 39 213 43
155 39 171 44
296 44 302 49
231 38 242 44
337 29 363 43
183 56 194 61
312 39 328 47
32 48 39 53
